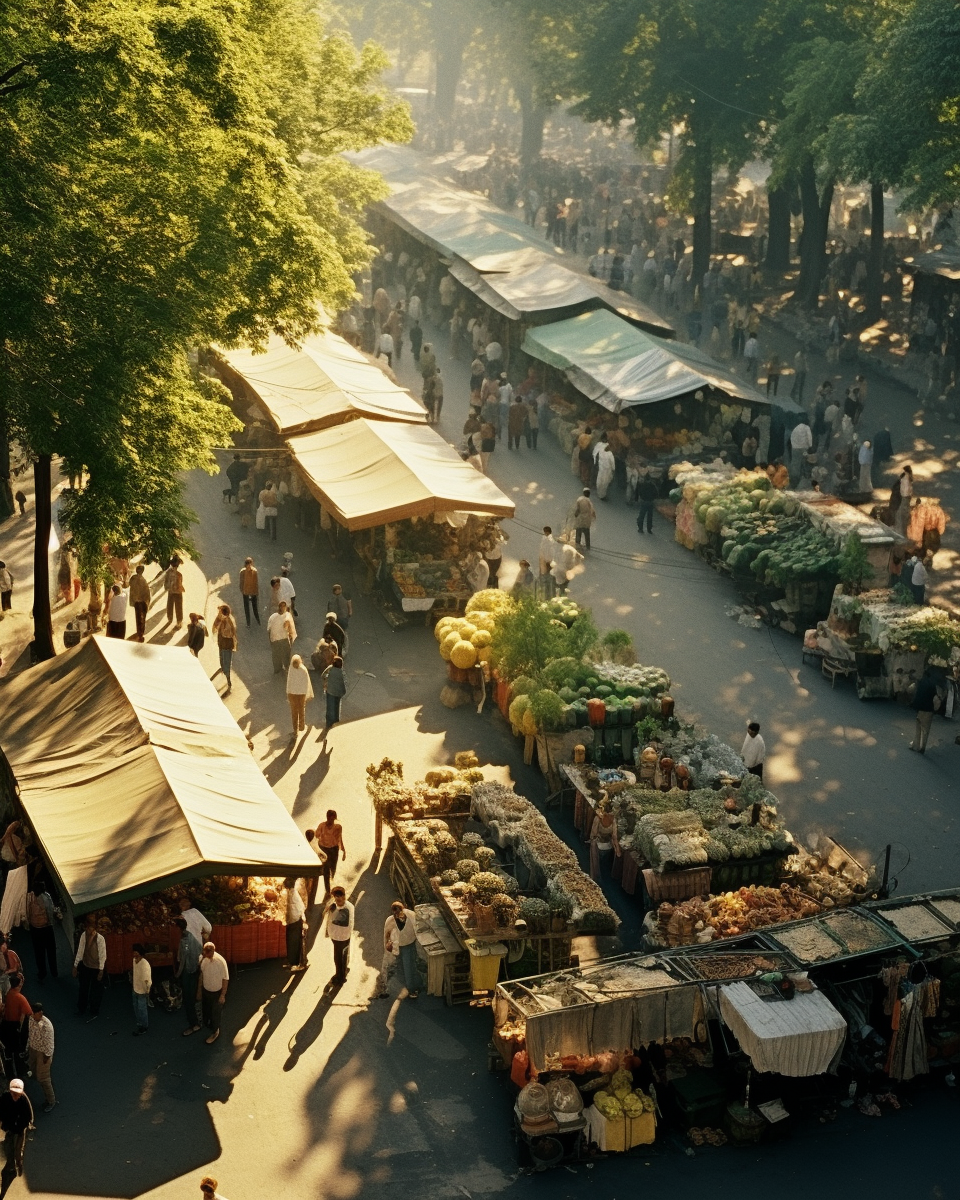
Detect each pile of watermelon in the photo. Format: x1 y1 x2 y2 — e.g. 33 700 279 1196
544 660 671 728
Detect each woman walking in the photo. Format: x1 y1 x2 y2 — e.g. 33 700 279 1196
285 653 313 738
858 440 873 493
895 465 914 535
212 604 238 691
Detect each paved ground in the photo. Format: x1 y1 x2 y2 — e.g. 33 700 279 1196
3 307 960 1197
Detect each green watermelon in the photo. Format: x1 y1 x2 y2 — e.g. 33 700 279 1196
558 687 577 703
594 684 612 698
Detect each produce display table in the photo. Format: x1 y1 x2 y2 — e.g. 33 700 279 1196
584 1104 656 1151
103 920 285 973
415 903 464 997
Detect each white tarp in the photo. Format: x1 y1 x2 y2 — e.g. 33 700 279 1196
719 981 846 1076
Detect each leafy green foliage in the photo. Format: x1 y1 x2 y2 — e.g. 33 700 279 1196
491 595 598 682
838 532 875 594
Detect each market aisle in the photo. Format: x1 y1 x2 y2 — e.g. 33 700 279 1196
393 316 960 894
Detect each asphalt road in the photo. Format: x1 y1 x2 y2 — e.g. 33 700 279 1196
8 310 960 1199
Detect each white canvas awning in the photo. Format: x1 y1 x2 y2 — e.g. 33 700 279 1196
288 418 515 529
522 309 801 412
217 330 426 436
0 639 322 912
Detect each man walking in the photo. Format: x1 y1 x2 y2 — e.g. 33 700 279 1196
328 583 352 632
267 600 296 674
0 1080 33 1188
225 453 248 503
910 669 939 754
25 883 58 981
239 557 260 627
177 896 212 945
1 976 30 1079
27 1004 55 1112
163 558 185 628
573 489 597 550
128 564 151 642
636 472 658 534
131 944 151 1036
283 879 307 972
741 721 766 780
72 917 105 1020
324 886 354 988
0 561 12 612
743 334 760 381
791 347 808 403
175 917 203 1037
198 942 229 1045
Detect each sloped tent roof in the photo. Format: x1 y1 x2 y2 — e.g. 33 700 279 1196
217 330 426 436
904 248 960 281
0 638 322 913
288 418 515 529
522 309 802 413
350 146 673 337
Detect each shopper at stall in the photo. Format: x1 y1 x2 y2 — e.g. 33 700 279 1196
741 721 766 780
789 419 813 485
511 560 535 596
466 552 490 593
178 896 212 945
636 472 658 534
128 564 151 641
552 535 584 596
267 601 296 674
198 941 229 1044
322 612 346 657
375 901 418 999
130 944 151 1035
324 886 355 988
316 811 345 897
484 540 503 586
589 798 621 881
573 489 597 550
507 394 528 450
27 1004 55 1111
175 918 203 1037
286 654 313 738
25 883 57 982
73 916 106 1020
283 879 307 971
577 427 594 485
321 655 346 729
276 566 297 617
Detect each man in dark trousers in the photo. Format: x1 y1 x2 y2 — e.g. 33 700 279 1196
910 670 939 754
225 454 248 503
0 1079 33 1187
636 473 659 534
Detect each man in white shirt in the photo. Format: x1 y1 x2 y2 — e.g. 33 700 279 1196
27 1003 56 1111
743 335 760 380
539 526 558 598
485 340 502 369
277 567 296 616
131 944 152 1036
741 721 766 781
374 901 418 998
789 420 813 485
911 555 929 604
177 896 212 945
267 601 296 673
198 942 229 1044
325 886 355 987
106 584 128 639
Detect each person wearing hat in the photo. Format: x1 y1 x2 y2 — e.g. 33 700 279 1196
197 942 229 1045
200 1175 229 1200
324 886 355 988
0 1078 33 1185
321 612 345 657
511 560 535 597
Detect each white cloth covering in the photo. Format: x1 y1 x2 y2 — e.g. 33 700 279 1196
719 981 846 1076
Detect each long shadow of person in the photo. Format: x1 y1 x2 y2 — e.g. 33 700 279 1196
235 969 307 1066
282 981 341 1072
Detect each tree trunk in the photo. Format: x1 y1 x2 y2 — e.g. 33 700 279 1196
691 139 713 293
864 180 885 324
797 156 834 311
765 186 792 273
517 81 547 170
432 9 472 152
32 453 55 661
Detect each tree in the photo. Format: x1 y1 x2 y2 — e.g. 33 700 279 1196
0 0 411 658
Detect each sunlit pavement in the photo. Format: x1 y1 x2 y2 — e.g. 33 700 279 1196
11 318 960 1198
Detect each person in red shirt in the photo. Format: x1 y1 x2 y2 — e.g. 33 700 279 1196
1 975 30 1078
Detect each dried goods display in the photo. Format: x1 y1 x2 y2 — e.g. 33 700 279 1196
648 886 821 948
821 911 899 954
931 897 960 927
366 756 478 819
771 922 844 963
879 905 955 941
683 954 792 981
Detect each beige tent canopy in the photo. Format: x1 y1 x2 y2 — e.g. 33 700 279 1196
288 418 515 529
217 330 427 436
0 638 322 913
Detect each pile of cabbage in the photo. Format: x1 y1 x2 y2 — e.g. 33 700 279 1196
593 1069 656 1119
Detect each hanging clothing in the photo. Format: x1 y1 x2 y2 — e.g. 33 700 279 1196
886 989 929 1081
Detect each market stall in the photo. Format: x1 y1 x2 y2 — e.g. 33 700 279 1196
366 758 620 1000
287 417 514 617
0 638 322 967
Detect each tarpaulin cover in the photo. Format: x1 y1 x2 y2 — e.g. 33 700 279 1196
522 309 802 412
905 249 960 281
719 981 846 1076
218 330 426 436
288 418 515 529
0 638 322 912
350 146 673 336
